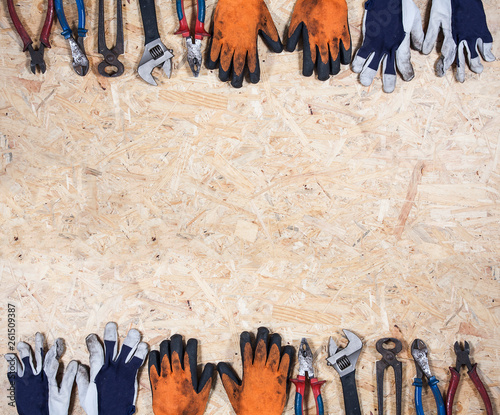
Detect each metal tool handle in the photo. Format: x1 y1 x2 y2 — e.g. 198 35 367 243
340 370 361 415
428 376 446 415
468 364 493 415
413 378 424 415
138 0 160 44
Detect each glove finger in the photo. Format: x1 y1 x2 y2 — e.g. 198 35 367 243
351 51 368 74
422 12 442 54
410 10 424 51
456 41 467 83
159 339 172 374
128 342 148 370
185 338 199 391
317 44 330 81
206 34 220 70
103 322 118 363
258 8 283 54
477 40 495 62
117 328 141 364
436 34 456 77
218 44 233 82
44 339 63 386
466 39 483 74
328 40 341 75
266 333 282 371
301 27 315 77
279 345 294 378
396 34 415 81
170 334 184 372
231 50 247 88
198 363 215 395
148 350 161 382
286 21 303 52
17 341 35 376
240 331 253 370
253 327 269 367
34 332 45 374
85 333 104 381
382 54 397 93
76 364 90 401
59 360 78 398
5 353 22 378
359 52 382 87
340 33 352 65
217 361 241 408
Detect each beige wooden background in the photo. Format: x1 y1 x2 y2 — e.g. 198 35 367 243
1 0 499 412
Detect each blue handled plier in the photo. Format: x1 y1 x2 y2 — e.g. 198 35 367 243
54 0 89 75
411 339 446 415
291 338 326 415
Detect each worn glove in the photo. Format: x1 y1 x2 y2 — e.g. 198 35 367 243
422 0 494 82
218 327 294 415
76 322 148 415
286 0 352 80
148 334 214 415
352 0 424 92
5 333 77 415
206 0 283 88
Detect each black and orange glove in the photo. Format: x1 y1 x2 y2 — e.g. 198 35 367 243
206 0 283 88
148 335 214 415
286 0 351 80
218 327 294 415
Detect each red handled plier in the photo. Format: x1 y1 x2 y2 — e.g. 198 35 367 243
291 338 326 415
446 341 492 415
175 0 209 77
7 0 55 73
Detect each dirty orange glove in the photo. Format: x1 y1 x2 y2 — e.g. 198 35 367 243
149 335 214 415
218 328 294 415
206 0 283 88
286 0 351 80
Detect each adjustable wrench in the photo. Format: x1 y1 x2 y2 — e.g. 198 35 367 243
137 0 173 85
327 330 363 415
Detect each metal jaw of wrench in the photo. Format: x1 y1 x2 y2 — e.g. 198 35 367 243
326 330 363 415
137 0 173 85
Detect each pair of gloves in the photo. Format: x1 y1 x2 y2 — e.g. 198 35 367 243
207 0 494 91
7 326 293 415
6 322 148 415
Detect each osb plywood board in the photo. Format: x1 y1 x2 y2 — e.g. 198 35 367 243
0 0 499 412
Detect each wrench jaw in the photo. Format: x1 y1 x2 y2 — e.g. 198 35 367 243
138 38 174 85
326 330 363 376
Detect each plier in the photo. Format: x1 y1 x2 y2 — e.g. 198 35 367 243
446 341 492 415
376 338 403 415
7 0 55 73
291 338 326 415
174 0 210 77
54 0 89 75
411 339 446 415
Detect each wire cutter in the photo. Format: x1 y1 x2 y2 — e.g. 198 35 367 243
376 338 403 415
174 0 210 77
446 341 493 415
54 0 89 75
98 0 124 76
291 338 325 415
411 339 446 415
7 0 55 73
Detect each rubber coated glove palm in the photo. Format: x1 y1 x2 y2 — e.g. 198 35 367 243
76 322 148 415
422 0 494 82
206 0 283 88
5 333 77 415
286 0 352 80
149 334 214 415
218 327 294 415
352 0 424 93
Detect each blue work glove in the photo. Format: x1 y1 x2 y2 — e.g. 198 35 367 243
422 0 494 82
5 333 78 415
352 0 424 92
76 322 149 415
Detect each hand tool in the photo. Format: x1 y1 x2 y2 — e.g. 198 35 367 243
54 0 89 75
326 329 363 415
137 0 174 85
291 338 326 415
446 341 492 415
376 338 403 415
98 0 124 77
175 0 210 77
411 339 446 415
7 0 54 74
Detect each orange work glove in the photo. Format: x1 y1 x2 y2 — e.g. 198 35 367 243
218 327 294 415
206 0 283 88
286 0 351 80
149 334 214 415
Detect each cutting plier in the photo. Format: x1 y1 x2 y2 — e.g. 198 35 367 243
411 339 446 415
174 0 210 77
54 0 89 75
291 338 326 415
446 341 492 415
7 0 55 73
